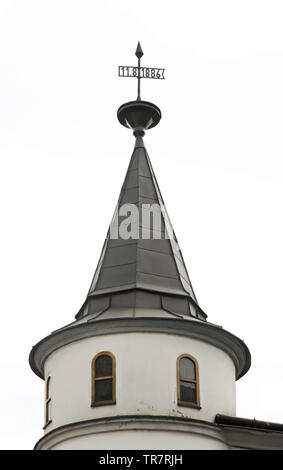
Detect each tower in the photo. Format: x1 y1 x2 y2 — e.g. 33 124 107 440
30 45 283 450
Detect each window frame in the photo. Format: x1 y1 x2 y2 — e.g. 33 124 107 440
91 351 116 407
177 353 201 409
43 375 52 429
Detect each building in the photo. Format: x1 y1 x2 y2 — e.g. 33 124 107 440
29 46 283 450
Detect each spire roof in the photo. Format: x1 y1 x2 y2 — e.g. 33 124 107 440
74 43 207 322
89 136 196 298
76 135 207 322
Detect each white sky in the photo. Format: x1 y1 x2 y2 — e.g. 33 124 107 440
0 0 283 449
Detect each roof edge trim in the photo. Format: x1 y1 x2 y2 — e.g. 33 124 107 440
29 317 250 381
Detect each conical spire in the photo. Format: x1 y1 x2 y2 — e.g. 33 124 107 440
75 44 206 321
89 137 196 298
76 136 207 322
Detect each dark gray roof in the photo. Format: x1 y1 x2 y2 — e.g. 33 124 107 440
76 136 207 321
215 414 283 432
215 414 283 450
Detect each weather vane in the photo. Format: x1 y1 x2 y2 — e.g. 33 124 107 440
118 42 165 101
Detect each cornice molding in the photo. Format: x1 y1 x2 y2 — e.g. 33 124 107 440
34 415 225 450
35 414 283 450
29 316 251 380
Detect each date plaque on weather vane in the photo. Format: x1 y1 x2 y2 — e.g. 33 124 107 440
118 42 165 101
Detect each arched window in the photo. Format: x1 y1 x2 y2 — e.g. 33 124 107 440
91 352 116 407
44 376 52 428
177 354 200 408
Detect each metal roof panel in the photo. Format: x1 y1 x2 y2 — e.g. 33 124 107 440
80 135 203 317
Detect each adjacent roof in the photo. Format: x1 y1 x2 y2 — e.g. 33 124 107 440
215 414 283 450
215 414 283 432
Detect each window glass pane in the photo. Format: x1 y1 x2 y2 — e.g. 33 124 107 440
180 357 195 380
95 379 113 402
95 355 112 378
180 380 196 403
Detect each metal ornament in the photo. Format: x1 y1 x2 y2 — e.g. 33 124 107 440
118 42 165 101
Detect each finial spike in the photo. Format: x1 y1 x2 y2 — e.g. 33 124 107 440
118 43 164 105
135 41 143 59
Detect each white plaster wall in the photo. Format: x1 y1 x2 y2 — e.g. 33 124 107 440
50 430 228 450
44 332 236 434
